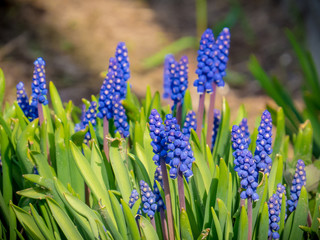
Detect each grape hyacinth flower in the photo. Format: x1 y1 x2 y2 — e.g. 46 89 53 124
288 160 306 212
16 82 30 117
211 109 221 149
112 96 129 138
108 57 123 100
30 57 48 107
153 167 166 211
268 193 281 239
276 183 287 219
128 189 141 215
231 125 249 173
163 54 174 99
82 101 97 144
97 71 115 120
213 28 231 87
254 110 273 174
115 42 130 99
182 110 197 138
74 104 86 132
239 118 250 145
140 180 157 218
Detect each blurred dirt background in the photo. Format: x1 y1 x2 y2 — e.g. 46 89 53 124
0 0 318 126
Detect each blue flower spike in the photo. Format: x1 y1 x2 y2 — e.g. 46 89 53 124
115 42 130 99
163 54 174 99
153 166 166 211
16 82 30 117
128 189 142 215
239 118 250 145
31 57 48 107
268 193 281 239
182 110 197 137
288 159 306 212
213 28 231 87
276 183 287 219
108 57 123 100
113 96 129 138
140 180 157 218
254 110 273 174
211 109 221 149
82 101 97 143
194 29 216 94
97 70 115 120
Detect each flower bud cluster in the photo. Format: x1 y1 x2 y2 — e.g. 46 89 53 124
140 180 157 218
108 57 124 100
128 189 141 215
163 54 174 99
115 42 130 99
31 57 48 106
288 159 306 212
82 101 97 143
254 110 273 174
182 110 197 137
153 166 166 211
113 96 129 138
211 109 221 149
16 82 31 117
268 193 281 239
239 118 250 145
276 183 287 219
231 125 248 173
168 56 189 105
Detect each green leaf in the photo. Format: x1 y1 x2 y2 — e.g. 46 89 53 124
140 216 159 240
209 207 223 240
30 204 55 240
181 89 193 125
181 208 193 240
31 151 54 179
311 194 320 237
272 107 285 159
293 120 313 166
256 202 269 240
46 198 84 240
252 176 268 228
71 127 88 146
49 81 67 124
216 199 228 234
305 163 320 192
120 199 140 240
279 193 286 236
237 206 248 240
216 159 229 206
0 68 5 109
91 142 110 190
268 154 283 196
16 187 49 200
0 192 10 228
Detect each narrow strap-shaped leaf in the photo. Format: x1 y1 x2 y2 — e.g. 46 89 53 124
121 199 140 240
238 206 248 240
181 208 193 240
210 207 223 240
140 216 159 240
256 202 269 240
30 204 55 240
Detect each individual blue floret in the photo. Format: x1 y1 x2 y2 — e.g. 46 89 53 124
288 160 306 212
115 42 130 99
211 109 221 149
163 54 174 99
140 180 157 218
254 110 273 174
194 29 216 94
30 57 48 107
153 166 166 211
149 109 167 166
113 96 129 138
82 101 97 143
16 82 30 117
213 28 230 87
239 118 250 145
128 189 142 215
268 193 281 239
33 166 39 175
97 70 115 120
169 56 189 105
182 110 197 137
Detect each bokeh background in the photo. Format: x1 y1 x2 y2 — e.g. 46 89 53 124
1 0 319 124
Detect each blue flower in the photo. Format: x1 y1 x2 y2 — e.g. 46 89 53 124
239 118 250 145
82 101 97 143
140 180 157 218
74 104 86 132
254 110 273 174
113 97 129 138
211 109 221 149
97 70 115 120
115 42 130 99
16 82 30 117
268 194 281 239
153 166 166 211
288 159 306 212
149 109 167 166
213 28 230 87
182 110 197 137
108 57 124 100
276 183 287 219
163 54 174 99
31 57 48 107
33 166 39 175
128 189 141 215
169 56 189 105
194 29 216 94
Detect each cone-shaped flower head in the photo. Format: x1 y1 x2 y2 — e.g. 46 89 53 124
268 194 281 239
149 109 167 166
182 110 197 137
108 57 124 100
254 110 273 174
211 109 221 149
164 114 195 180
288 160 306 212
128 189 142 215
163 54 174 99
239 118 250 145
140 180 157 218
153 166 166 211
112 96 129 138
83 101 97 143
16 82 30 117
31 57 48 107
213 28 230 87
231 125 249 172
97 70 115 120
194 29 216 94
276 183 287 219
169 56 189 105
115 42 130 99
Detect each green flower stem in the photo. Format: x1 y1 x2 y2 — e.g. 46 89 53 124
160 208 169 240
178 171 186 212
150 217 156 230
196 94 205 138
248 197 252 240
160 160 175 240
176 102 182 126
206 83 217 147
103 116 110 162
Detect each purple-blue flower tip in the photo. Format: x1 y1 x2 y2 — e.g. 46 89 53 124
268 193 281 239
129 189 142 215
31 57 48 106
163 54 174 99
98 70 115 120
16 82 31 118
115 42 130 99
83 101 97 143
140 180 157 218
182 110 197 137
239 118 250 145
153 166 166 211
